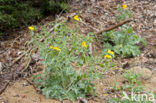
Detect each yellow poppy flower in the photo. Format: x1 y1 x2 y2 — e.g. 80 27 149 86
73 15 80 21
122 4 127 9
28 26 35 31
53 46 61 52
81 41 87 48
104 55 112 59
50 45 54 49
50 46 61 52
108 49 114 55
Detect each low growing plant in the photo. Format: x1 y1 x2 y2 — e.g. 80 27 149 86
105 4 149 103
108 98 153 103
101 49 115 71
102 26 146 57
101 4 146 58
30 22 100 101
122 70 144 92
116 4 132 21
109 71 147 103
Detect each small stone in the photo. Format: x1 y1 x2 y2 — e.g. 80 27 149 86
130 66 152 80
0 62 4 73
22 82 29 87
32 53 40 61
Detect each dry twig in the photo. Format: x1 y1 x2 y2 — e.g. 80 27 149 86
0 81 9 95
96 19 132 35
9 48 31 67
10 53 25 67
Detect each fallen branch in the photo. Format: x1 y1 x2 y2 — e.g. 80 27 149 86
0 82 9 95
10 53 25 67
96 19 132 35
23 78 35 88
10 48 31 67
21 47 35 73
0 49 32 94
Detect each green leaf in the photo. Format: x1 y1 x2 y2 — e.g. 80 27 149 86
127 27 133 33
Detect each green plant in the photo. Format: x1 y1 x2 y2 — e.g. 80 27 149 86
123 71 140 85
41 0 70 15
102 26 146 57
108 98 153 103
30 22 100 101
105 4 149 103
0 0 70 34
122 71 144 92
113 82 121 91
0 0 42 31
109 71 151 103
101 4 146 58
101 49 115 71
116 5 132 21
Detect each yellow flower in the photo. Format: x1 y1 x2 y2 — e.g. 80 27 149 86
28 26 35 31
104 55 112 59
50 46 61 52
122 4 127 9
81 41 87 48
73 15 80 21
53 46 61 52
50 45 54 49
108 49 114 55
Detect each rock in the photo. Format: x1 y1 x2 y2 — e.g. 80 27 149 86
130 66 152 80
151 47 156 58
